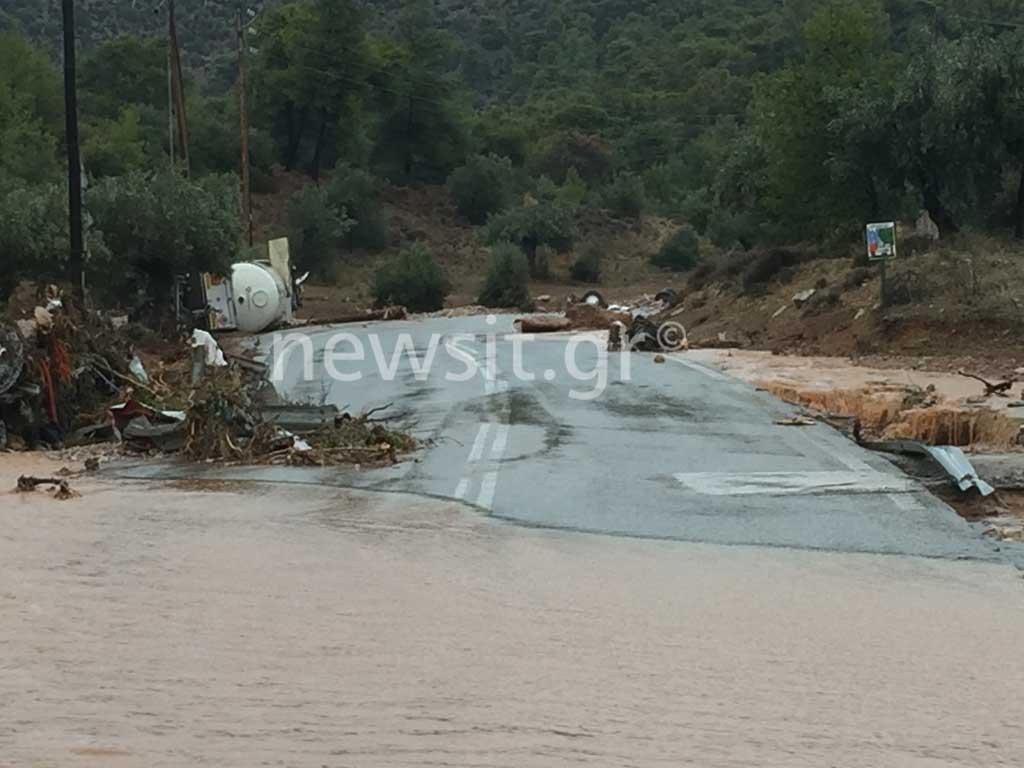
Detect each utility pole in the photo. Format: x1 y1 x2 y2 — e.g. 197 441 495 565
168 0 189 175
237 8 253 246
61 0 84 301
167 48 175 169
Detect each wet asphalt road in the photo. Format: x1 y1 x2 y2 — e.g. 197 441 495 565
129 314 1000 561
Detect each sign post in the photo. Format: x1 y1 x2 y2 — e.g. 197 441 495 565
866 222 897 308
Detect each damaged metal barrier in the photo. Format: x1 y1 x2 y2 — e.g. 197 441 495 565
863 440 995 497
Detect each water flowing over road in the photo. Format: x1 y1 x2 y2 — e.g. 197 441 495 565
2 480 1024 767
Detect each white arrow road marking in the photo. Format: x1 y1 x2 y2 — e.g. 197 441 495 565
674 470 918 497
453 477 470 500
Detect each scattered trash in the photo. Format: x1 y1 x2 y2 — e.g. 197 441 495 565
536 294 552 303
259 403 344 432
772 305 788 319
0 323 25 395
581 290 607 308
16 475 79 500
654 288 680 308
129 354 149 385
33 306 53 330
792 289 816 308
191 329 228 368
654 354 666 364
775 415 817 427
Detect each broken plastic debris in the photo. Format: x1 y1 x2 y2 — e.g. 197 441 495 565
191 329 228 367
129 354 149 385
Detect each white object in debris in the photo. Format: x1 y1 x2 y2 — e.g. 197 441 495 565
924 446 995 497
129 354 150 385
772 305 788 319
33 306 54 329
915 210 940 241
292 436 313 452
792 289 816 308
191 329 228 367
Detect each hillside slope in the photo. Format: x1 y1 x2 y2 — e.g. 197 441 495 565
252 173 680 315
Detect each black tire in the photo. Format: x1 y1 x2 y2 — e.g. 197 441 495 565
580 289 607 308
655 288 680 307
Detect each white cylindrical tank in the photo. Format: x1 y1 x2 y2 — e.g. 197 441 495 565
230 262 289 333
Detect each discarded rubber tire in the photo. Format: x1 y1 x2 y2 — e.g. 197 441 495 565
655 288 680 307
580 290 607 308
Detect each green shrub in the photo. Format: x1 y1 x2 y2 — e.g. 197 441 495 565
287 185 354 277
570 247 601 283
478 242 531 309
651 225 700 272
87 171 239 309
372 243 449 312
600 173 646 220
325 163 390 251
447 154 513 224
740 248 803 294
0 181 71 303
707 210 760 250
484 197 576 277
536 131 613 185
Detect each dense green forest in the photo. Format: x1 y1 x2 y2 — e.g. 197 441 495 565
3 0 1024 310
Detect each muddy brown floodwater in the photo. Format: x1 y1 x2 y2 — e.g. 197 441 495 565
2 472 1024 767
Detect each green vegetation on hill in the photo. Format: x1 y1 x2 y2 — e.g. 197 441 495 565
3 0 1024 311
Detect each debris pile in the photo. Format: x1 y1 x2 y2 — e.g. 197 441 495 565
16 475 79 500
0 292 172 451
182 368 415 467
1 290 416 469
515 288 687 352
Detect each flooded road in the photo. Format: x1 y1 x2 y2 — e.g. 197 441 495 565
2 478 1023 767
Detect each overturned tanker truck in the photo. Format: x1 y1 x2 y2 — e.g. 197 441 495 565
176 237 308 334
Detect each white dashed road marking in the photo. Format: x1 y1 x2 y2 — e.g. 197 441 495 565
491 424 510 458
467 423 492 463
477 471 498 510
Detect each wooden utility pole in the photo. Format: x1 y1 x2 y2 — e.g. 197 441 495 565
168 0 190 175
61 0 84 300
237 8 253 246
167 49 175 169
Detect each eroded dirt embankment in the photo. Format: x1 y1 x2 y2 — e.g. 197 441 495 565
689 350 1024 451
